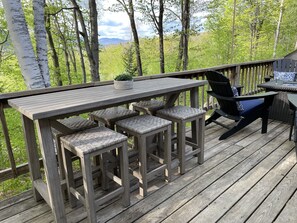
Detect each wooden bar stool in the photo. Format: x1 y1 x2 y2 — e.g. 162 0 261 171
60 127 130 223
132 100 165 115
116 115 171 197
89 107 138 173
89 107 138 130
51 116 97 180
156 106 205 175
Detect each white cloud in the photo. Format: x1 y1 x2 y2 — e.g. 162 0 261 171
99 0 154 40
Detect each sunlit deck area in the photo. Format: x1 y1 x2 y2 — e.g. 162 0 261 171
1 118 296 223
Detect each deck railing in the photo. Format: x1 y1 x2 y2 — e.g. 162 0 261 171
0 59 276 182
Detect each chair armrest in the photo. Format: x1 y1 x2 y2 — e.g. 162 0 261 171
234 85 244 96
234 91 278 101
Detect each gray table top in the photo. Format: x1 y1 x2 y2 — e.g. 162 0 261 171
258 81 297 92
8 78 207 120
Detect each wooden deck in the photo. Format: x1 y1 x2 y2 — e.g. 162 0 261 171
1 118 297 223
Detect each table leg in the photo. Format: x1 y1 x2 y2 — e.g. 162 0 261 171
36 119 67 223
21 115 42 201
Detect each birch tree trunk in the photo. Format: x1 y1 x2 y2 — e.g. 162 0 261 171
33 0 50 87
2 0 46 89
273 0 285 58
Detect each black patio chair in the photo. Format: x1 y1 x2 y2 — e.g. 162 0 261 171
205 70 277 140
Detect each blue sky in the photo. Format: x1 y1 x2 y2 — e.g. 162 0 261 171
98 0 208 40
99 0 153 40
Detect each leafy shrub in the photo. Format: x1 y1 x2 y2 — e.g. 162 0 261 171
114 73 133 81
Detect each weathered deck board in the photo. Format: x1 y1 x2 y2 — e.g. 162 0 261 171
0 119 296 223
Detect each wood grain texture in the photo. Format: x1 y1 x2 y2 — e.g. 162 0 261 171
1 120 296 223
8 78 206 120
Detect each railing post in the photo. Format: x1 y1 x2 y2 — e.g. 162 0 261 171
230 65 241 86
234 65 241 86
0 103 17 177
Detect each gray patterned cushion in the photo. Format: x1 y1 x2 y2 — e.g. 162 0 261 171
231 86 244 112
274 71 296 82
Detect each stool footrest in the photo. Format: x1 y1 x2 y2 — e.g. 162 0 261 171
106 171 122 187
95 187 125 207
148 153 165 164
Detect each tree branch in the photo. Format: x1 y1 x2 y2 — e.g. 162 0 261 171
48 7 77 16
0 31 9 45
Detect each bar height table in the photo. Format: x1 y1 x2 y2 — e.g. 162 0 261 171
8 77 206 222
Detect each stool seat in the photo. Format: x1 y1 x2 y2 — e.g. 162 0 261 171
116 115 171 134
157 105 205 120
133 100 165 115
52 116 97 136
60 127 127 156
51 116 97 183
90 107 138 128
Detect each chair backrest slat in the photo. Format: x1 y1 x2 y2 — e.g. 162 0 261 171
206 71 240 116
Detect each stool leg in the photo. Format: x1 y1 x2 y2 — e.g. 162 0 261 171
198 116 205 164
119 141 130 207
164 126 172 182
55 135 65 180
55 135 69 198
100 153 109 190
138 135 147 197
62 147 76 208
177 121 186 175
193 119 199 161
81 155 97 223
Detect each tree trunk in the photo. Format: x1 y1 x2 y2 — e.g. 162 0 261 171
53 15 72 85
73 9 87 83
176 0 190 71
182 0 190 71
70 0 100 82
128 0 143 76
64 49 72 85
89 0 99 81
45 14 62 86
2 0 46 89
69 46 77 74
176 0 184 71
33 0 50 87
230 0 236 63
158 0 165 73
273 0 285 58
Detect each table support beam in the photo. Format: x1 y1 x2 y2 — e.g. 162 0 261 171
21 115 42 201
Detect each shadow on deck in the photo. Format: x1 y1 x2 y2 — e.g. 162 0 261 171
0 118 296 223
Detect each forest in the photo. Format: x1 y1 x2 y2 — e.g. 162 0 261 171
1 0 297 92
0 0 297 198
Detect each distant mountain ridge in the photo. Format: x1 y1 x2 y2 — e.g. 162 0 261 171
100 38 129 46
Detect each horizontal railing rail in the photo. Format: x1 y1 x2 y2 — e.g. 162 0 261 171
0 58 276 182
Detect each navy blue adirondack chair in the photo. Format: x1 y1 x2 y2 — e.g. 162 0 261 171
205 70 277 140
